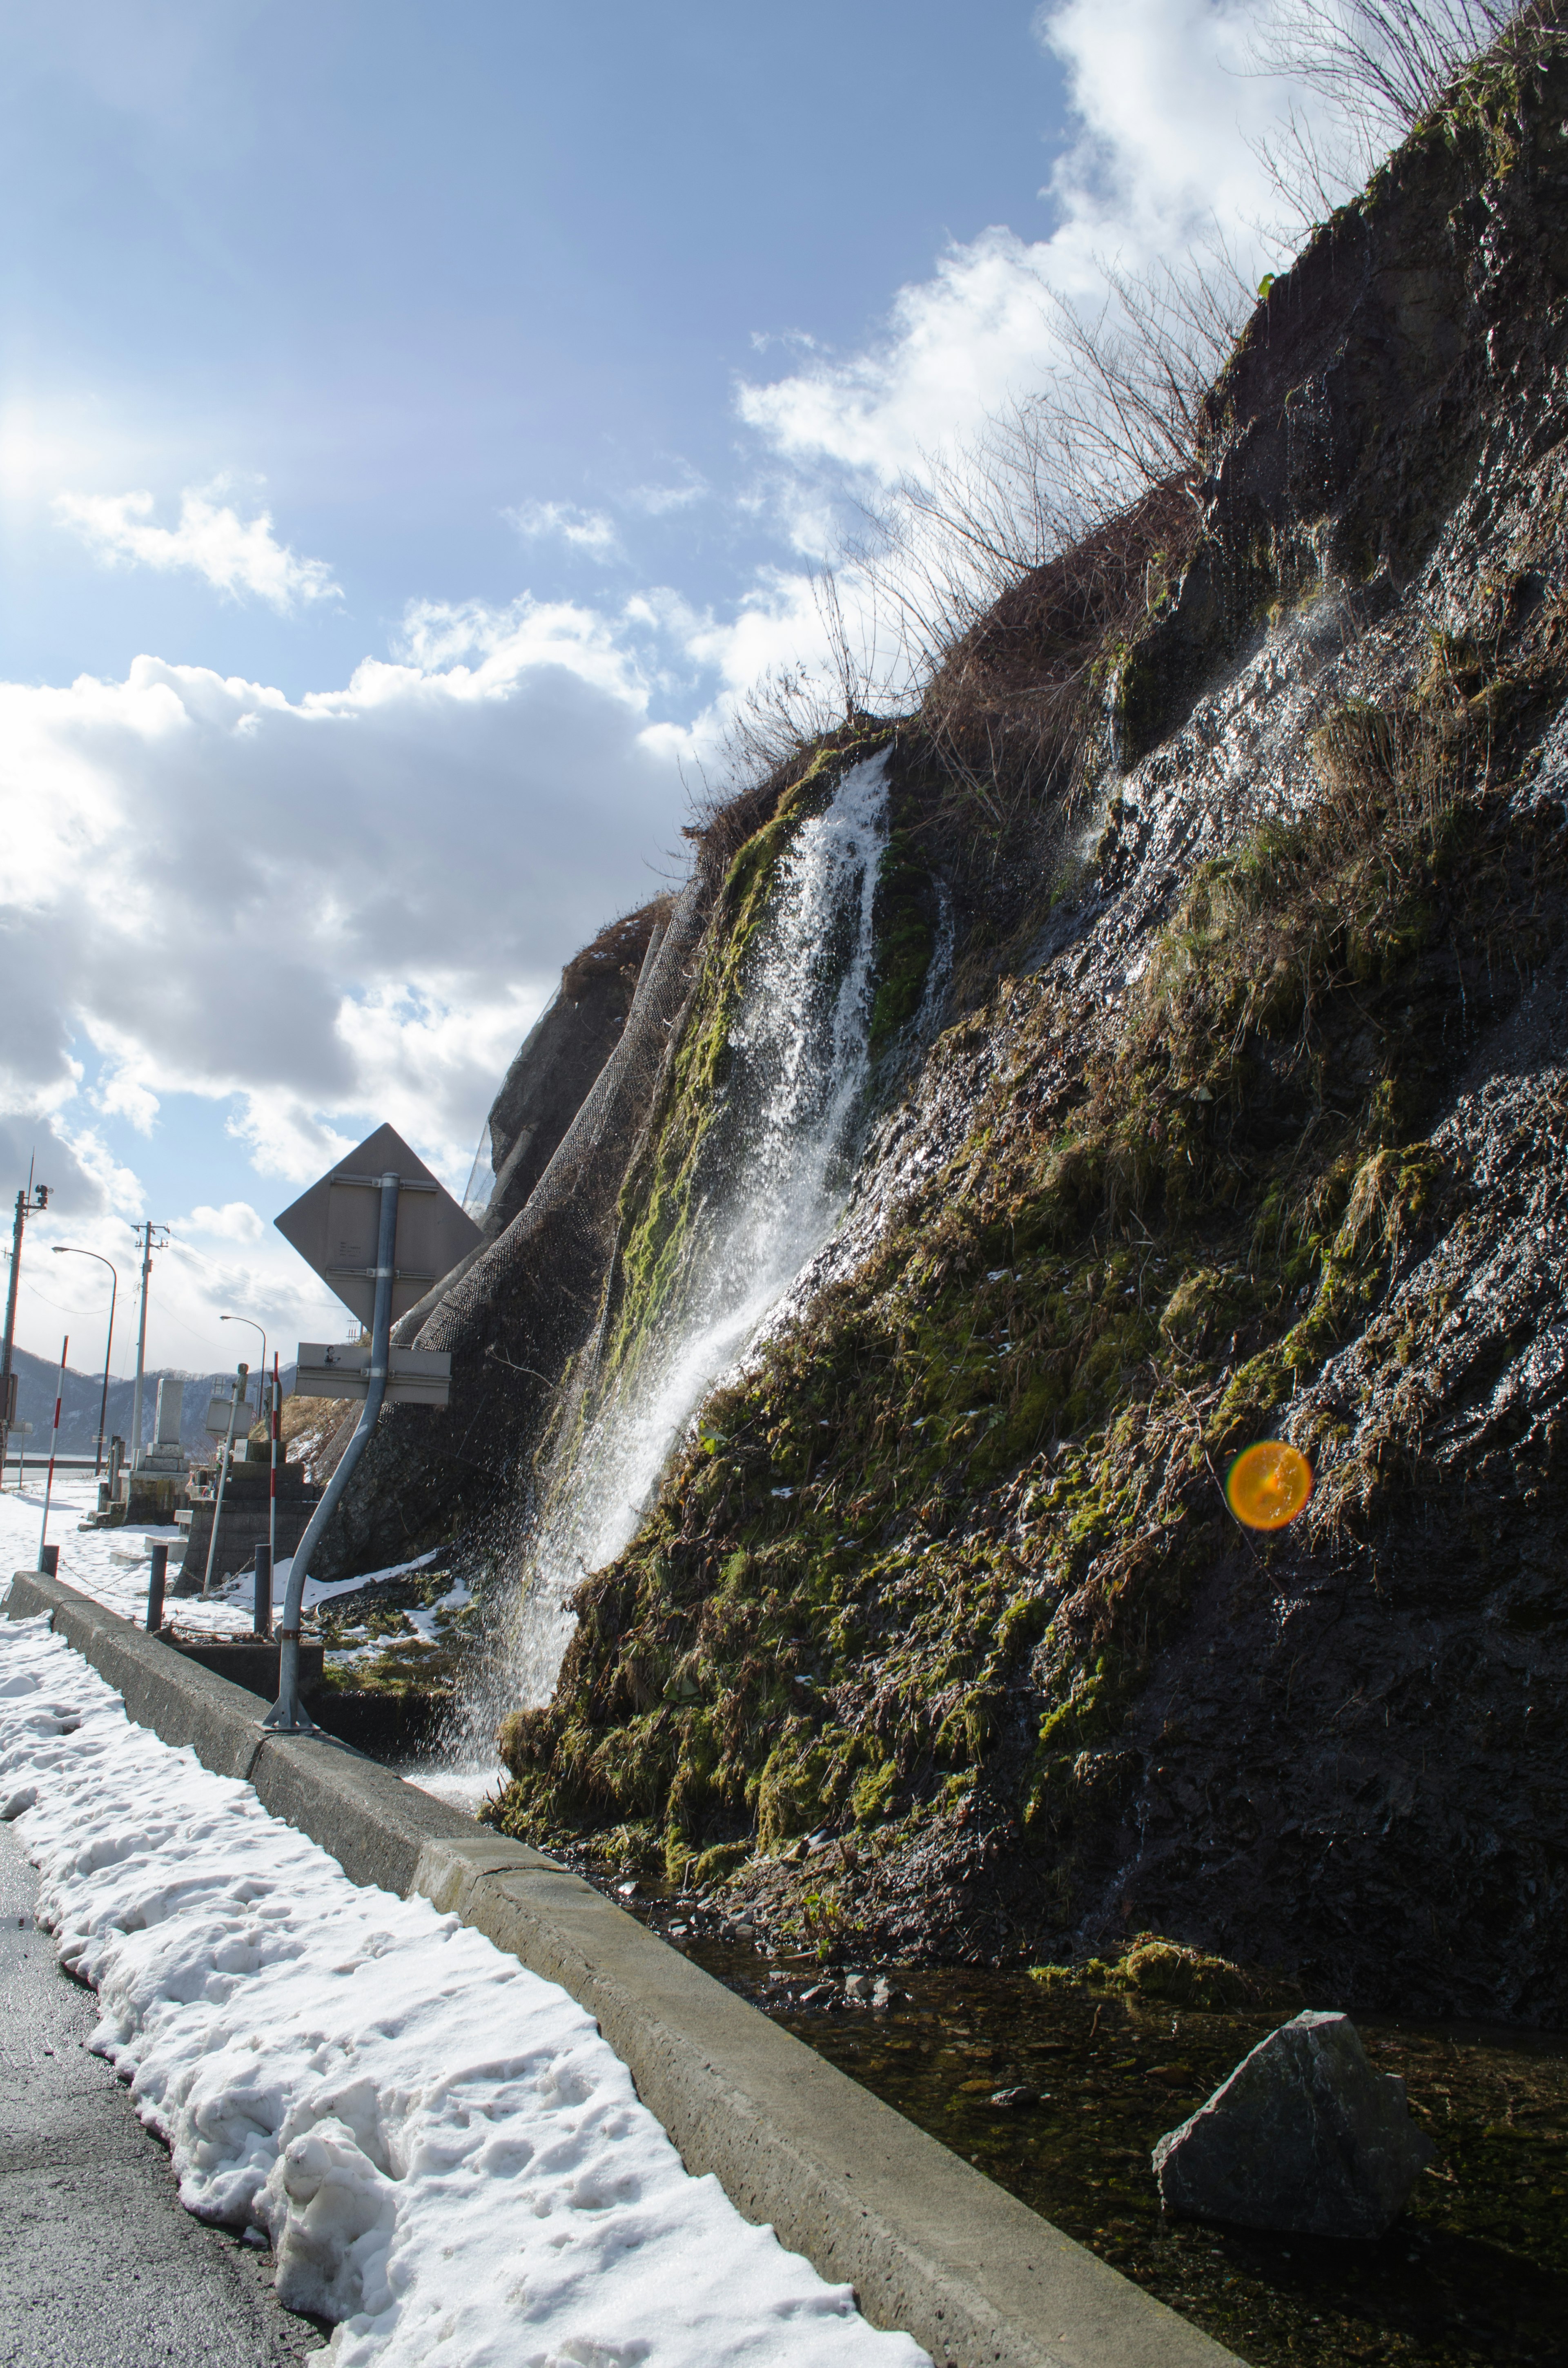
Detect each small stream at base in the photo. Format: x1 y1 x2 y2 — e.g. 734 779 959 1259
654 1918 1568 2366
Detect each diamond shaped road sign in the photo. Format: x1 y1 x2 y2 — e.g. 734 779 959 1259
274 1122 482 1332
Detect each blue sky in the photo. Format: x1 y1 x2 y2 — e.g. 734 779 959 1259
0 2 1074 698
0 0 1319 1373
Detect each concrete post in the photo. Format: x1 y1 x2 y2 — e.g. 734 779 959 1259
146 1541 168 1633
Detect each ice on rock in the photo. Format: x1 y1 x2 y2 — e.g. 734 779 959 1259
0 1610 928 2367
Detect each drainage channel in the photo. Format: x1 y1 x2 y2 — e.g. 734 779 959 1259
611 1902 1567 2368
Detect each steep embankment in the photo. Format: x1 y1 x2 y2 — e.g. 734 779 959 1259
486 43 1568 2026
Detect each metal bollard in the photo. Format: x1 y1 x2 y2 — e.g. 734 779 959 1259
146 1542 168 1634
38 1545 59 1579
253 1542 272 1638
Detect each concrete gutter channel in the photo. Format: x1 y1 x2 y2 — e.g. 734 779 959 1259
7 1570 1241 2368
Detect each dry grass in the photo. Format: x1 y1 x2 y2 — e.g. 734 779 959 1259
914 479 1200 835
275 1393 358 1482
560 897 674 1001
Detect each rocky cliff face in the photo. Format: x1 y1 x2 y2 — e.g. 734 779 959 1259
359 44 1568 2025
314 896 673 1577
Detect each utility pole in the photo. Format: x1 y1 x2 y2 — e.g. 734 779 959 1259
127 1221 169 1473
0 1171 51 1486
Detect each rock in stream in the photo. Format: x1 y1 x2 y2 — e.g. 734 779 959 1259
1152 2010 1434 2238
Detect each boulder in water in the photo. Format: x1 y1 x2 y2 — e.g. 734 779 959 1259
1152 2009 1434 2238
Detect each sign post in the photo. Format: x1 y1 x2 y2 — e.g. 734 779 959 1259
263 1124 478 1733
36 1333 67 1570
200 1364 249 1598
270 1351 280 1603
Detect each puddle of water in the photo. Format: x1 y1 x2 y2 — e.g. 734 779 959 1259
674 1942 1568 2367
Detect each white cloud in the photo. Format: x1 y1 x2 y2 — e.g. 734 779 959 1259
738 227 1061 487
53 481 340 610
183 1202 266 1244
736 0 1322 492
505 499 623 562
626 465 709 517
0 591 692 1364
93 1064 160 1133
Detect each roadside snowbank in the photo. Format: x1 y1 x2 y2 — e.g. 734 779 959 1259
0 1472 440 1639
0 1611 927 2367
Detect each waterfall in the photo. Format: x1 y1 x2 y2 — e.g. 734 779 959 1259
500 750 891 1709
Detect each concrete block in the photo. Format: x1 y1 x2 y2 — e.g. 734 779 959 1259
155 1377 184 1447
169 1639 325 1698
409 1831 560 1918
443 1861 1235 2368
247 1730 474 1897
9 1570 266 1784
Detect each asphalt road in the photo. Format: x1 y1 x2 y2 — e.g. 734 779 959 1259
0 1822 325 2365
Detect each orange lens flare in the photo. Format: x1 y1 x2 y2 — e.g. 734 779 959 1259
1225 1440 1313 1531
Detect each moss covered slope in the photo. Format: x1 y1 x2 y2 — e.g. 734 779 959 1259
485 46 1568 2023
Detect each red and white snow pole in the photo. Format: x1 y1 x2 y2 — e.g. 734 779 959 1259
37 1333 67 1571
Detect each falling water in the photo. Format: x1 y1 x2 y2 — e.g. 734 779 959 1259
500 750 891 1709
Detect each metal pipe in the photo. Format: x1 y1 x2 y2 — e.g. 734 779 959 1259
253 1542 272 1638
52 1247 117 1476
37 1333 67 1568
269 1352 279 1589
200 1364 248 1599
0 1191 24 1484
264 1171 399 1733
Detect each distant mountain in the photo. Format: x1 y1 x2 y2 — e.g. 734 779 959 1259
3 1345 299 1456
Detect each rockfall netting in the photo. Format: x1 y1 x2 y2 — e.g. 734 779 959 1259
412 859 715 1368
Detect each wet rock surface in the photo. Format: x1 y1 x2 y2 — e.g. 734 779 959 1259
356 48 1568 2024
1153 2010 1436 2240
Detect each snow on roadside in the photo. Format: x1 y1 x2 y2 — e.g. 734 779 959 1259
0 1469 232 1628
0 1612 928 2368
0 1471 442 1639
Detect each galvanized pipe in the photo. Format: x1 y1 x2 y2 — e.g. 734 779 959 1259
264 1172 399 1733
36 1334 67 1570
200 1364 249 1598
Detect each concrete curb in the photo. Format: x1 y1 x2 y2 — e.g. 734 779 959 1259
7 1569 1242 2368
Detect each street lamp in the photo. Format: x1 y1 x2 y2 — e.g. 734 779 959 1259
219 1315 266 1428
221 1313 274 1617
52 1246 117 1477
